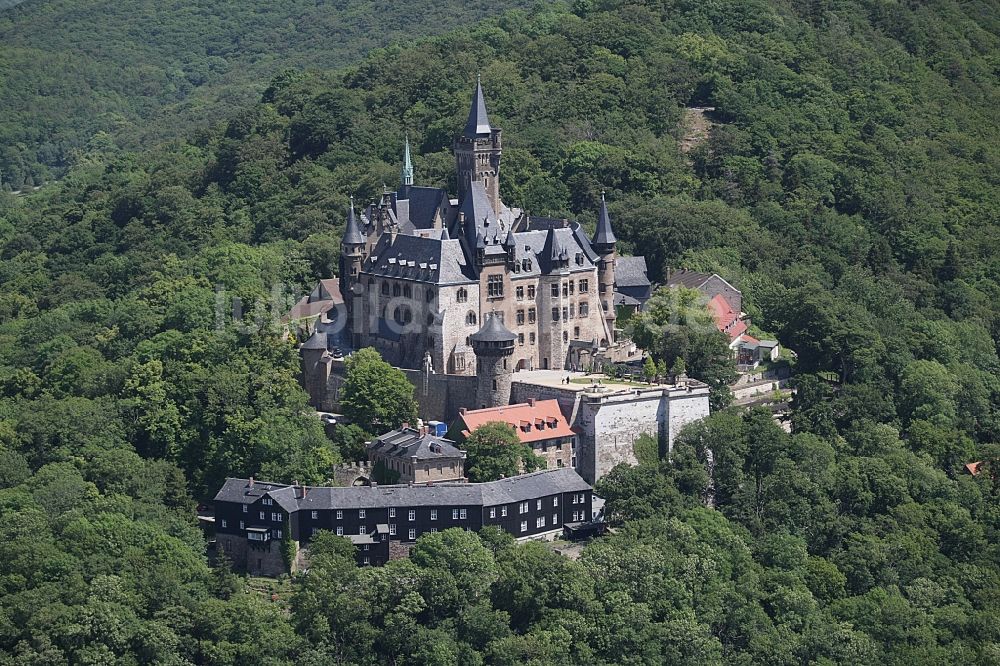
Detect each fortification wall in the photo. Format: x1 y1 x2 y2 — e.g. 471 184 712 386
400 369 478 422
577 390 668 484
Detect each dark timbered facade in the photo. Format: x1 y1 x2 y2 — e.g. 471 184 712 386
214 468 594 575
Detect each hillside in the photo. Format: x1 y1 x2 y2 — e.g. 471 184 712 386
0 0 532 189
0 0 998 663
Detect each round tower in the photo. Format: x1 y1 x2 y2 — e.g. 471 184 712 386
592 192 617 337
470 313 516 409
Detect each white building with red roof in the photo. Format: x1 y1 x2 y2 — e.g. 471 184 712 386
451 398 576 470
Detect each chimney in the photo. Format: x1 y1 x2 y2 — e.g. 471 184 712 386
402 422 410 430
248 476 254 489
459 407 467 415
527 398 536 407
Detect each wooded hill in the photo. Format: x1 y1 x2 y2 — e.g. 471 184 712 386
0 0 997 663
0 0 533 189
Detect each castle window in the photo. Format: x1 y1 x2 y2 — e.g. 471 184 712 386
403 285 412 298
551 284 559 297
242 505 247 513
336 526 343 535
562 283 568 297
518 333 524 345
393 283 401 296
492 379 498 390
563 331 569 342
520 521 527 533
576 253 584 265
516 310 525 325
580 279 589 293
389 508 395 518
409 529 416 540
563 307 569 320
580 302 589 317
466 311 477 326
457 288 468 303
516 286 524 300
527 285 535 298
569 281 575 295
382 282 390 295
389 523 397 535
529 332 535 344
487 275 503 298
574 326 580 339
221 519 227 528
551 307 559 321
522 259 532 272
569 304 575 319
426 290 434 303
528 308 536 324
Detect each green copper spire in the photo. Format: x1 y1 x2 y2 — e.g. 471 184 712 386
400 134 414 188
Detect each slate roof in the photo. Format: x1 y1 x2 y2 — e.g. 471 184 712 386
365 234 476 285
592 193 617 246
457 400 575 445
471 313 516 344
368 427 465 462
615 256 650 288
214 468 591 510
398 186 447 230
343 202 364 245
666 268 714 290
463 76 493 138
301 330 328 350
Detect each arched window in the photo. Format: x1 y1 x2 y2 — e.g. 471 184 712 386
457 288 468 303
392 283 401 296
466 311 477 326
403 285 412 298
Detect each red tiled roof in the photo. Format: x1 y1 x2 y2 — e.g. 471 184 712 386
458 400 574 444
707 294 748 340
964 462 984 476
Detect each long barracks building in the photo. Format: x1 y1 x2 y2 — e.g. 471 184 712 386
214 468 594 576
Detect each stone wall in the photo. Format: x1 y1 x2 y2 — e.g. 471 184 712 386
217 533 286 577
400 368 479 423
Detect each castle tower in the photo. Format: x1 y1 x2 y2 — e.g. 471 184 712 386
470 313 516 409
592 192 617 336
400 134 414 192
300 330 330 409
454 75 502 212
340 199 365 344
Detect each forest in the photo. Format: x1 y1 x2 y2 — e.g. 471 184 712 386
0 0 533 189
0 0 998 663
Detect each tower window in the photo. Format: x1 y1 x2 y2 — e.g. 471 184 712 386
493 379 498 390
551 284 559 297
527 285 536 298
552 307 560 321
457 288 468 303
466 311 477 326
528 308 536 323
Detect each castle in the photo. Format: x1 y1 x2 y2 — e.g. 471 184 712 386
336 76 629 379
298 77 712 484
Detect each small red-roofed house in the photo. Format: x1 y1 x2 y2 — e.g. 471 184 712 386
964 461 984 476
451 399 576 470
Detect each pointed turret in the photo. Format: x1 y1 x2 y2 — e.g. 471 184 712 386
455 75 503 212
462 74 492 138
592 191 617 246
592 192 617 334
400 134 414 188
342 197 364 246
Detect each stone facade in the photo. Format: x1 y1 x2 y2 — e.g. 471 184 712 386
334 78 621 376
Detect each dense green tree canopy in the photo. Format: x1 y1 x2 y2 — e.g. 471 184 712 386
0 0 996 662
460 421 543 482
339 347 418 435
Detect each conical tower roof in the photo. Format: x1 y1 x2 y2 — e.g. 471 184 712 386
343 198 364 245
462 75 492 138
301 330 328 350
471 313 516 344
592 191 616 246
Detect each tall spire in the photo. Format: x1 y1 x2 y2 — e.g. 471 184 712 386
343 197 363 245
400 134 414 188
592 191 617 246
462 74 492 138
